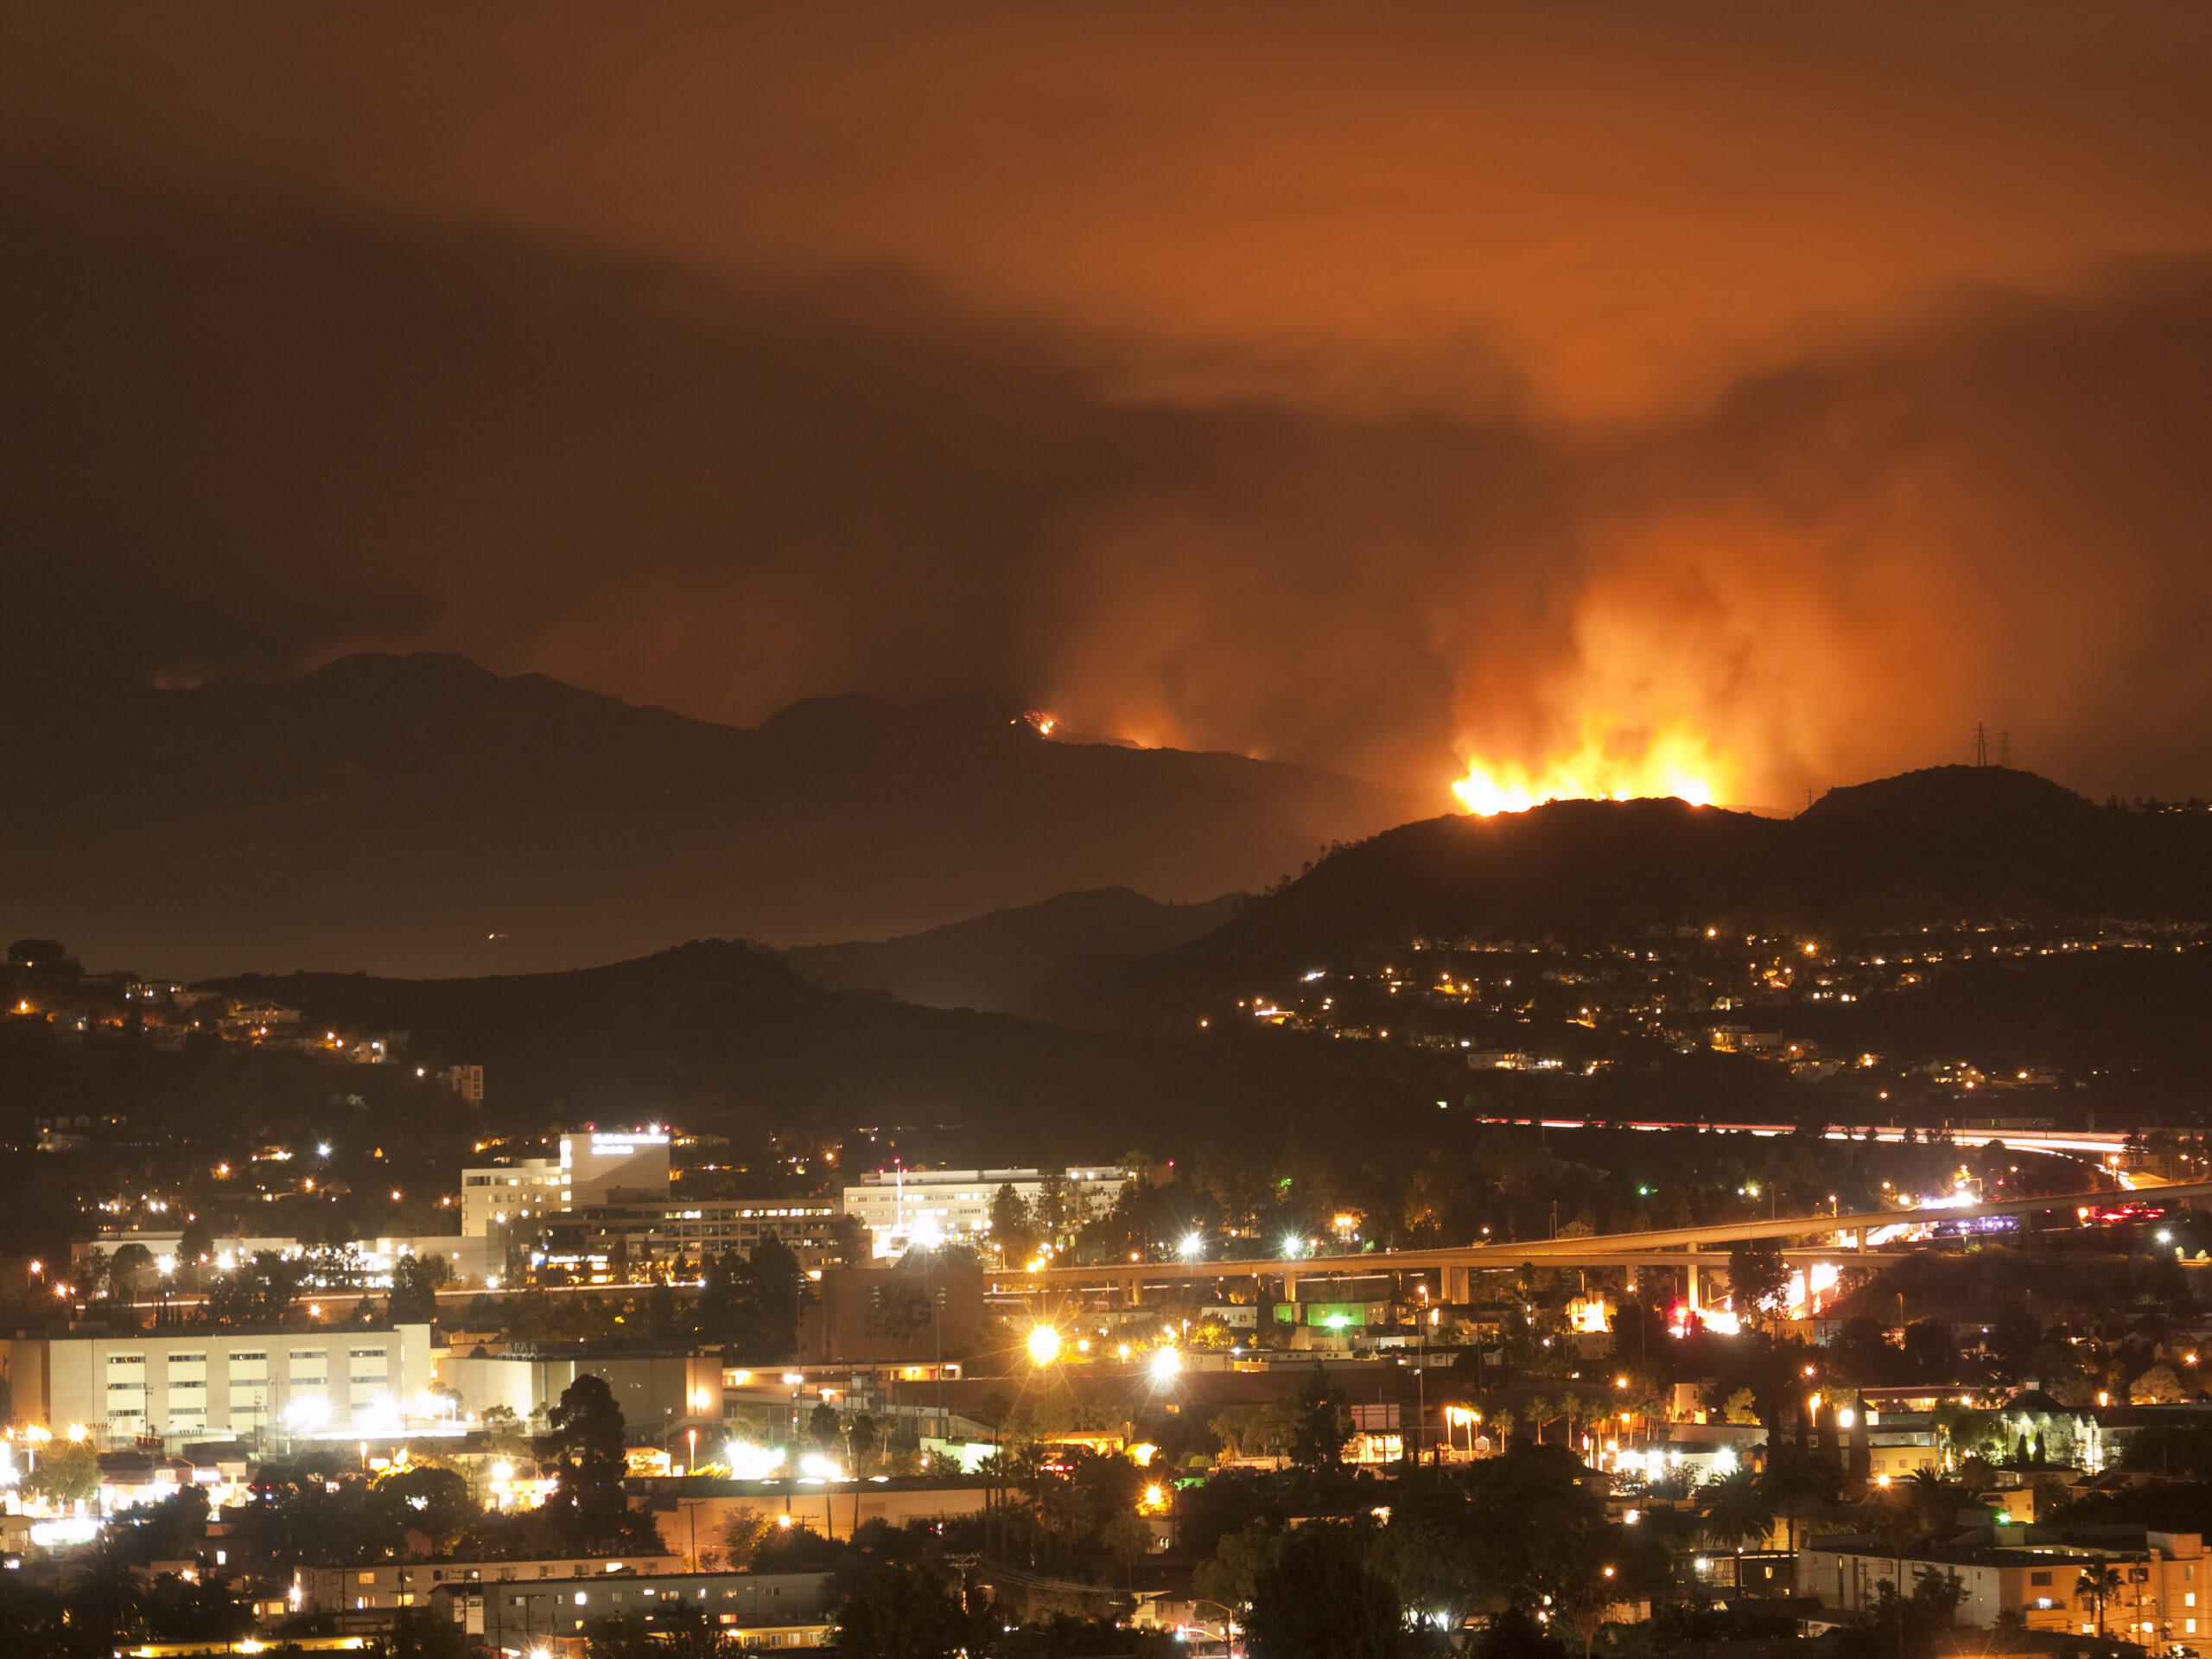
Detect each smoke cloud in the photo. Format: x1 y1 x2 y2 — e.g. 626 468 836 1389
6 8 2212 806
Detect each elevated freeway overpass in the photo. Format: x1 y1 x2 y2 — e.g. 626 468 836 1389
985 1181 2212 1309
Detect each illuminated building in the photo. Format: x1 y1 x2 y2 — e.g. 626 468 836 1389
460 1127 673 1238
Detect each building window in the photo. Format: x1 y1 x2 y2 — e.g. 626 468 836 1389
2032 1573 2052 1587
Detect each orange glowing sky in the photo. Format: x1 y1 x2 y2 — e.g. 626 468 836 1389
8 6 2212 807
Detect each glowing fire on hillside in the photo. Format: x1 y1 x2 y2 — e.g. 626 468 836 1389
1452 722 1730 816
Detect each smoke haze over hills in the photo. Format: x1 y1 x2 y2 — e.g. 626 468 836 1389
7 10 2212 807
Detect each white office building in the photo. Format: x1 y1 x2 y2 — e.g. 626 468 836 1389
4 1323 435 1450
461 1128 673 1238
840 1167 1135 1260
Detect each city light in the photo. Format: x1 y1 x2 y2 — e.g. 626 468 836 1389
1149 1346 1182 1384
1027 1325 1062 1365
1178 1232 1205 1260
726 1441 784 1481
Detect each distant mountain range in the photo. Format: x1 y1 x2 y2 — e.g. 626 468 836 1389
1058 766 2212 1023
200 766 2212 1145
211 940 1472 1154
789 886 1245 1015
0 653 1433 978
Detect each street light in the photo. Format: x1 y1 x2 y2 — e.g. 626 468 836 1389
1027 1325 1062 1365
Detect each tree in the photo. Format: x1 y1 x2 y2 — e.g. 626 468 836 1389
369 1465 475 1556
2076 1563 2124 1637
747 1233 808 1359
1248 1522 1400 1659
2132 1363 2187 1404
177 1215 213 1266
6 938 68 970
1193 1521 1281 1613
201 1252 304 1328
109 1243 156 1299
1289 1364 1349 1471
832 1562 970 1659
1102 1510 1153 1585
1719 1387 1761 1425
1764 1441 1827 1553
534 1376 639 1552
1371 1503 1496 1636
389 1254 448 1325
988 1183 1038 1268
1901 1469 1964 1534
721 1509 773 1569
1700 1467 1775 1550
1468 1605 1567 1659
1033 1170 1077 1240
24 1440 101 1506
1727 1242 1791 1327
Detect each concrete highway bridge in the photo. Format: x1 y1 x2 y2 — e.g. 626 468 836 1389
984 1181 2212 1310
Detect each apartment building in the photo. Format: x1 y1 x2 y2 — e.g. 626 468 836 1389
425 1570 833 1648
1800 1526 2209 1639
292 1551 683 1613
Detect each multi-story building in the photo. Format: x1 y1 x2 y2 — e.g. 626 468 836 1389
424 1570 833 1649
541 1199 843 1281
3 1322 435 1449
438 1350 728 1428
291 1551 685 1615
1800 1526 2209 1640
839 1166 1134 1260
461 1128 673 1239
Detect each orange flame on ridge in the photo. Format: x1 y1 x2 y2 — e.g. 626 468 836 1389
1451 721 1731 816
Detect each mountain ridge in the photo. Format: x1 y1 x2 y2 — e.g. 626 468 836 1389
0 652 1434 979
1042 766 2212 1026
788 885 1248 1014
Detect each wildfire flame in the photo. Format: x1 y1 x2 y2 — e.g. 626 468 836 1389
1452 723 1727 816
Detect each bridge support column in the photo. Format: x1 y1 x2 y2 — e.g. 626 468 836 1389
1445 1265 1470 1305
1281 1270 1300 1305
1124 1274 1142 1306
1684 1243 1700 1312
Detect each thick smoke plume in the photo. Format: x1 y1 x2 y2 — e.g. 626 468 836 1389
6 9 2212 804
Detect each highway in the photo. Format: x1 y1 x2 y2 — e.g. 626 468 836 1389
1471 1116 2141 1163
985 1181 2212 1300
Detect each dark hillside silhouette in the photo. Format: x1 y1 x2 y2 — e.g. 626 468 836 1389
789 885 1245 1014
1054 767 2212 1024
0 653 1431 978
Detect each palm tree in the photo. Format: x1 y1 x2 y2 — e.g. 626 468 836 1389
1902 1468 1965 1534
1764 1443 1828 1554
1700 1467 1777 1551
2077 1563 2125 1637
